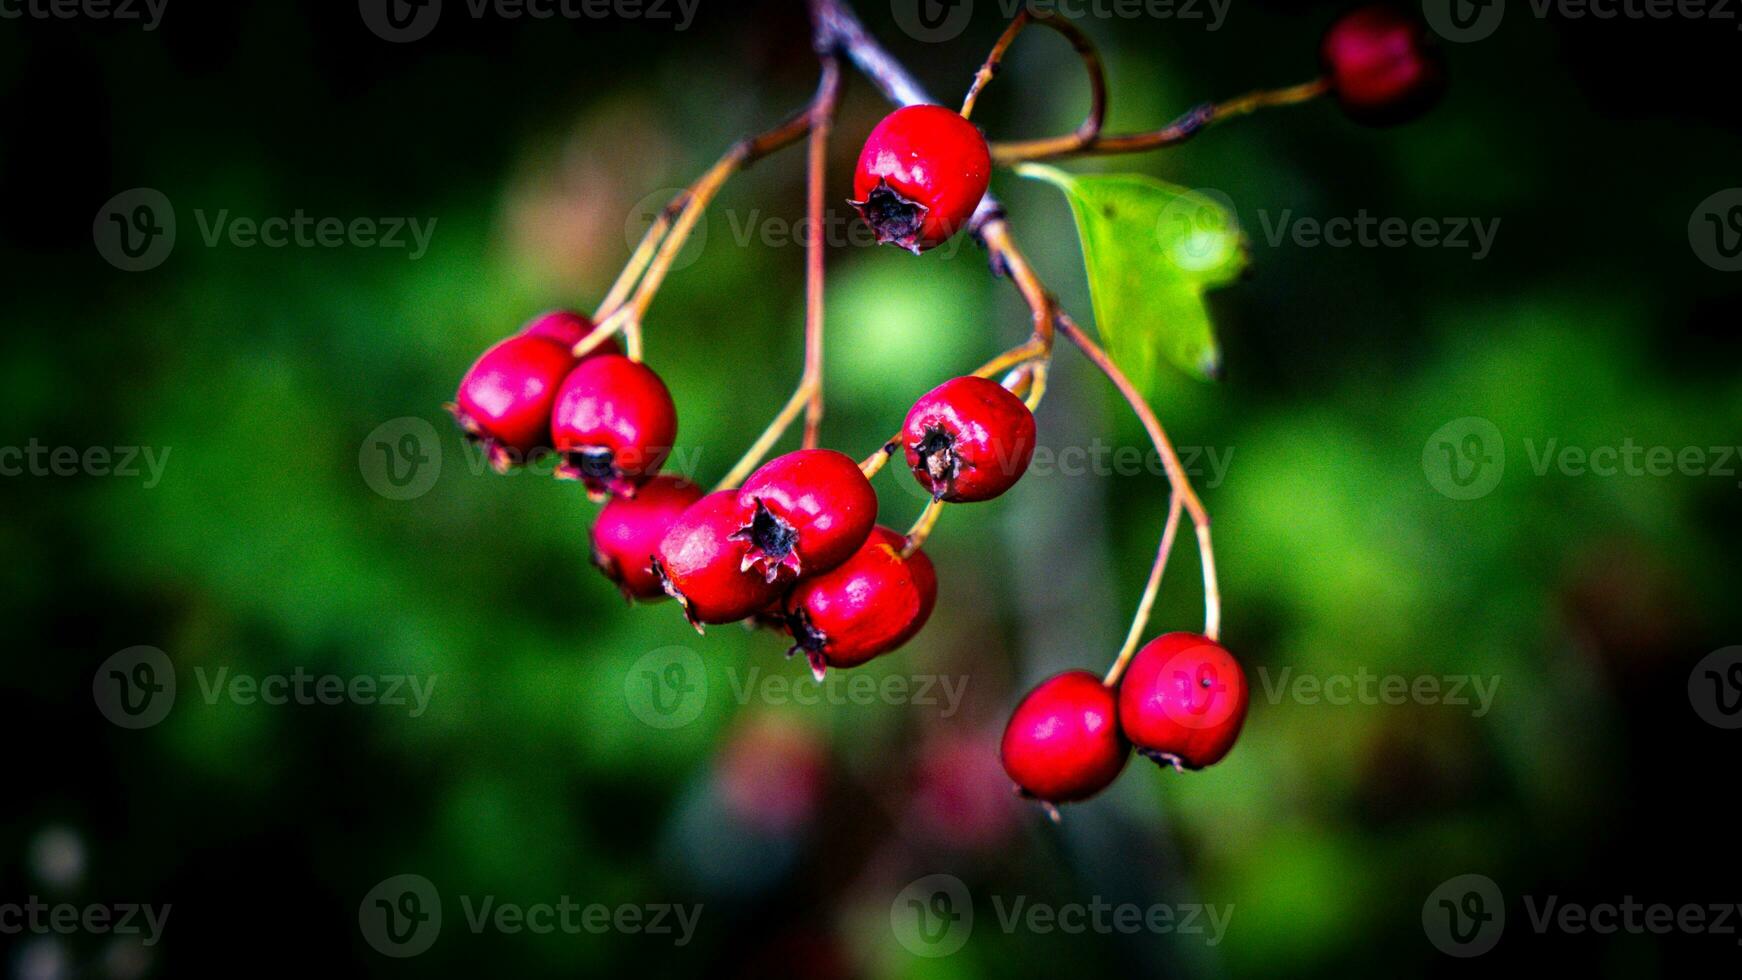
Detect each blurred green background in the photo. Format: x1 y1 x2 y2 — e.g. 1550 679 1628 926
4 1 1741 976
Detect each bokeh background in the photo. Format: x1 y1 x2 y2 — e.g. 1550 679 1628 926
4 0 1741 976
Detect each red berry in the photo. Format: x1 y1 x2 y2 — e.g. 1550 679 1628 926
1321 5 1444 125
1000 670 1129 811
654 490 784 629
519 309 620 355
591 475 704 601
1117 632 1249 771
551 354 678 499
734 449 878 583
782 526 938 681
903 376 1037 503
850 105 991 254
449 311 607 473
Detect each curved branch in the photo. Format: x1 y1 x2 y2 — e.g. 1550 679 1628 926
960 10 1107 160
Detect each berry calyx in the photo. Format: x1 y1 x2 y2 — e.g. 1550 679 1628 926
1116 632 1249 771
850 105 992 254
1000 670 1129 814
902 376 1037 503
449 310 610 473
1320 5 1445 125
782 525 938 681
591 475 704 601
654 490 784 629
733 449 878 583
551 354 678 499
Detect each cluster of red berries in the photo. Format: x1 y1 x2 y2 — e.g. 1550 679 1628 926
450 303 1037 679
1001 633 1250 816
446 2 1439 816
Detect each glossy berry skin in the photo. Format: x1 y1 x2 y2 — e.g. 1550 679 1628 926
449 311 613 473
903 376 1037 503
1321 5 1444 125
591 475 704 601
850 105 991 254
1001 670 1129 810
734 449 878 584
783 526 938 682
654 491 784 629
1117 632 1249 771
550 354 677 499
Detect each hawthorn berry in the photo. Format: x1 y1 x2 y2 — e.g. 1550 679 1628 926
449 310 614 473
1117 632 1249 771
591 475 704 601
1321 5 1444 125
850 104 991 254
551 354 678 499
1000 670 1129 811
903 376 1037 503
734 449 878 583
654 490 785 628
782 525 938 681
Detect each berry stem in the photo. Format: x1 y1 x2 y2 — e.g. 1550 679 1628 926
801 55 843 450
1055 313 1220 642
960 10 1106 155
901 498 945 558
586 99 817 359
1103 492 1183 688
989 77 1331 164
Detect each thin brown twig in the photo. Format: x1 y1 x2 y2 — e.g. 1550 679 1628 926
960 10 1107 163
990 77 1330 164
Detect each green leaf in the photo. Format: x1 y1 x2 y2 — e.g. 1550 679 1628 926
1018 163 1247 387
